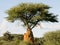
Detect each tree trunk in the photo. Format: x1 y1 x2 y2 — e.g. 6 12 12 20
24 27 34 43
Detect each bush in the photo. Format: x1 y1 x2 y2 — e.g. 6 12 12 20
44 31 60 45
3 31 14 41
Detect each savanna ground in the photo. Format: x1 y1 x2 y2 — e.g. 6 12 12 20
0 30 60 45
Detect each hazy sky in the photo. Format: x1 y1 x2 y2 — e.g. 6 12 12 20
0 0 60 37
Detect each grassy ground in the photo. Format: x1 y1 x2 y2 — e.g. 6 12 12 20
0 30 60 45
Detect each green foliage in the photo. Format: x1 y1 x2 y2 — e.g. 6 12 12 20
44 30 60 45
11 34 23 40
0 32 23 45
6 3 58 29
34 30 60 45
3 31 13 41
0 30 60 45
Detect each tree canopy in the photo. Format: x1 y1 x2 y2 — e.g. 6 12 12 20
6 3 58 29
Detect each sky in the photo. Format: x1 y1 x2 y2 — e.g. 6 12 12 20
0 0 60 37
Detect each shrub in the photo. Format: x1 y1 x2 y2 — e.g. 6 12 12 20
3 31 14 41
44 31 60 45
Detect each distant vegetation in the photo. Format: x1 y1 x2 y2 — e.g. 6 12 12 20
0 30 60 45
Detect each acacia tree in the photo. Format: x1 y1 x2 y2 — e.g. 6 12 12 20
6 3 58 43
